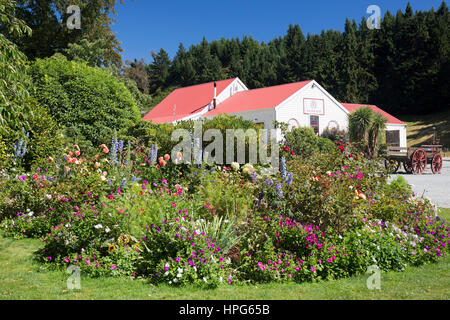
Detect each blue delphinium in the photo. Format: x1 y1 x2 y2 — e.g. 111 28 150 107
275 183 283 199
13 127 29 165
280 156 287 180
286 172 294 185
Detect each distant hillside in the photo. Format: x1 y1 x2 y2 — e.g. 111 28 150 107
403 110 450 157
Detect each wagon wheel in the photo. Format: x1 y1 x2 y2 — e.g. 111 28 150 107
403 160 414 174
384 159 400 174
431 153 443 174
411 149 427 175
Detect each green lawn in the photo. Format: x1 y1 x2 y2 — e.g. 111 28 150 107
437 207 450 221
403 109 450 156
1 231 449 300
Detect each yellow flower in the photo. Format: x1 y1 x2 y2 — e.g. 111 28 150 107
108 244 116 252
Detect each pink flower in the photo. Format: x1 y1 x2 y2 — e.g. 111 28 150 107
311 266 316 272
111 264 117 270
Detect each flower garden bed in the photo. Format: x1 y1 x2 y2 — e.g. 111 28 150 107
1 136 449 289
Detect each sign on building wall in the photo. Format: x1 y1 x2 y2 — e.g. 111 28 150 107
303 98 325 116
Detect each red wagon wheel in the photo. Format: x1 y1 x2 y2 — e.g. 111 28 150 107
411 149 427 175
431 153 443 174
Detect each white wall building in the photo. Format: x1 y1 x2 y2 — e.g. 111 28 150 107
143 77 407 148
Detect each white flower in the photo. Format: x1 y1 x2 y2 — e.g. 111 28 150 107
45 194 52 200
203 277 208 282
28 212 34 217
164 271 169 276
231 162 240 171
105 227 110 233
94 224 103 229
219 277 223 283
177 268 183 273
173 278 178 283
168 281 172 284
177 273 182 278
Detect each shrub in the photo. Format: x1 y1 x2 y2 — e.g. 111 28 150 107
321 127 349 143
284 126 334 158
29 54 141 146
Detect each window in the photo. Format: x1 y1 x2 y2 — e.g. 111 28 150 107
310 116 319 136
386 130 400 147
288 118 300 131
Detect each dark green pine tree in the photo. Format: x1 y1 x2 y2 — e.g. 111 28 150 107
356 17 378 104
284 24 307 82
190 37 224 83
147 48 171 93
433 1 450 114
171 43 196 86
337 19 361 103
372 10 397 114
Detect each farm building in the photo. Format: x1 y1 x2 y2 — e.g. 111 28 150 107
143 78 407 148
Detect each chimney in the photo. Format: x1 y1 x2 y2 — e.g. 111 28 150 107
213 82 217 109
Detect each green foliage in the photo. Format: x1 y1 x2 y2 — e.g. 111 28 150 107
0 0 33 134
197 170 255 222
284 126 335 158
7 0 126 67
29 55 141 146
64 39 108 68
348 107 387 158
321 127 349 143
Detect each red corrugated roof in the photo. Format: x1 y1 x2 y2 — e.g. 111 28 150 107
341 103 406 125
203 81 312 117
143 78 237 123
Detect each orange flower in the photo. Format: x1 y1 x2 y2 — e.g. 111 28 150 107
100 144 107 149
164 154 170 161
48 157 54 163
75 151 81 157
156 165 160 170
95 162 101 168
68 151 73 157
64 166 70 173
158 157 163 162
95 154 100 160
177 152 183 160
159 159 167 167
103 147 109 154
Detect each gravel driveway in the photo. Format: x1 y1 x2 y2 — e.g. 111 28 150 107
389 159 450 208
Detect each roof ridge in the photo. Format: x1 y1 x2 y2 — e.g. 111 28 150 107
243 80 312 93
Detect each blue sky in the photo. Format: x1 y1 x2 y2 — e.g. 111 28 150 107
111 0 446 63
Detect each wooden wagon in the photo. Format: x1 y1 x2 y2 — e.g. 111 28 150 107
384 145 443 174
384 128 444 175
